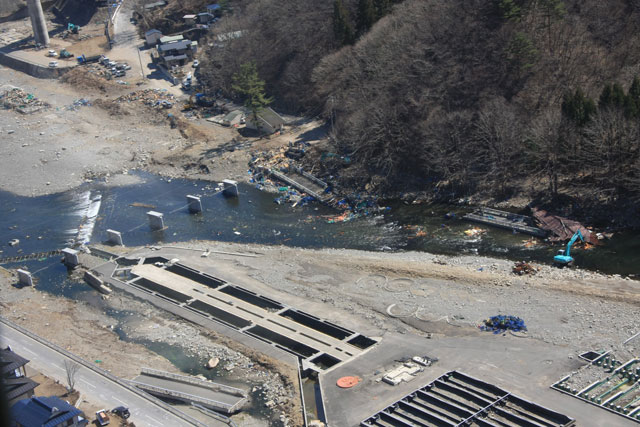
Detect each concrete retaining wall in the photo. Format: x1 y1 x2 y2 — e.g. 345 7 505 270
0 51 74 79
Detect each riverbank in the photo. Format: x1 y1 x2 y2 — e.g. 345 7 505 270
2 238 638 424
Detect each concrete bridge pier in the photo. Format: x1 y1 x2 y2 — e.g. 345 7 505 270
62 248 79 268
222 180 238 197
186 195 202 213
27 0 50 46
106 229 124 246
147 211 165 231
17 269 33 286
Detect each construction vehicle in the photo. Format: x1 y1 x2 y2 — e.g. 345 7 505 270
59 49 73 59
554 229 584 266
68 23 80 34
76 54 101 64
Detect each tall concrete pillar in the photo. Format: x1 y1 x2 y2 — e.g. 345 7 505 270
27 0 50 46
187 195 202 213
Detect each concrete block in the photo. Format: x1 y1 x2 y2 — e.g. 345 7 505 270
147 211 165 230
84 271 112 294
62 248 79 267
106 229 123 246
222 179 238 197
187 195 202 213
17 269 33 286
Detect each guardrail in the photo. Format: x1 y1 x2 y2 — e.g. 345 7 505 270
0 316 207 427
141 367 247 397
127 379 246 413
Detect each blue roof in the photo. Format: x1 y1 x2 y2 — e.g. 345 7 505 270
207 4 221 10
11 396 82 427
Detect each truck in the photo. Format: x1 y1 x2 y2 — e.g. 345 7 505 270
76 54 101 64
96 409 110 426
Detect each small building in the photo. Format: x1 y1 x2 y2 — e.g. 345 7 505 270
197 12 215 24
1 347 39 407
164 54 188 67
245 107 286 134
223 110 244 127
159 34 184 45
158 40 195 62
10 396 87 427
144 29 163 46
144 1 167 11
207 4 221 12
183 14 196 25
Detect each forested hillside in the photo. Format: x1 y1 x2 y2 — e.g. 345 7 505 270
152 0 640 224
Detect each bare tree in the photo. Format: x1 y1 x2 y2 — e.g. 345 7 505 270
64 360 80 392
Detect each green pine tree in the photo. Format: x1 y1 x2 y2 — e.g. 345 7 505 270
232 62 273 129
333 0 355 46
374 0 391 19
357 0 376 35
561 88 596 126
600 83 626 110
495 0 522 21
625 76 640 118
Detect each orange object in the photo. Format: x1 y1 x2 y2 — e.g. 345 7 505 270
337 376 360 388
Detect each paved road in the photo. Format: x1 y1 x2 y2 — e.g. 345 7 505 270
0 323 199 427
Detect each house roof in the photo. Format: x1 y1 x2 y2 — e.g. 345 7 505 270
207 4 221 10
4 376 38 401
159 40 191 51
1 347 29 376
164 54 188 62
224 110 244 121
183 14 196 19
256 107 285 127
159 35 184 44
145 29 162 36
144 1 166 9
11 396 83 427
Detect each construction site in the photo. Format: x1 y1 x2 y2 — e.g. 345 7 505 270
0 1 639 427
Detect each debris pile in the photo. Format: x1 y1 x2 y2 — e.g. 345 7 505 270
0 87 49 114
116 89 175 109
463 227 486 237
512 261 539 275
66 98 92 111
481 315 527 333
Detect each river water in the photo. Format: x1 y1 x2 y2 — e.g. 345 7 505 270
1 171 637 422
1 171 638 277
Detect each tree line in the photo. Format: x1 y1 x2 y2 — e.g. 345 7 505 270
196 0 640 223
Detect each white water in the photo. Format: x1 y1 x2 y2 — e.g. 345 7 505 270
67 190 102 244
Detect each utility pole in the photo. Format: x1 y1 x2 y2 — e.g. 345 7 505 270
137 45 146 80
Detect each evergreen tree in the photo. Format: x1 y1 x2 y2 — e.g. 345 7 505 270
232 62 273 129
562 88 596 126
495 0 522 22
625 76 640 118
599 83 625 110
333 0 354 46
357 0 376 35
374 0 391 18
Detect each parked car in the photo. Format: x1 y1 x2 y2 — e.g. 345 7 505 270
96 409 110 425
48 61 58 68
192 59 199 68
111 406 130 419
47 49 57 57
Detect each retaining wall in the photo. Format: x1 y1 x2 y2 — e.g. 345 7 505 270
0 51 74 79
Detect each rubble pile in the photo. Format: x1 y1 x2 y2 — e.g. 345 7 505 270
512 261 540 275
116 89 175 109
0 87 49 114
